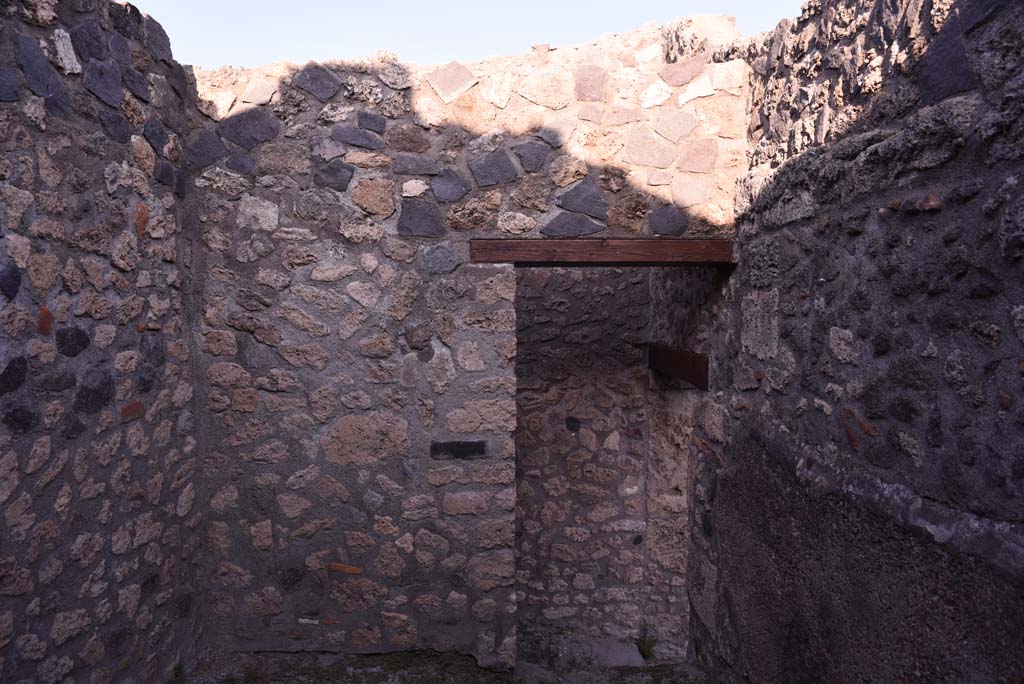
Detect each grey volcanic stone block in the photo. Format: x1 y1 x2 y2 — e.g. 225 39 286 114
109 2 144 40
73 369 114 413
144 14 174 62
71 21 108 62
649 206 688 236
314 159 355 191
393 154 441 175
919 12 977 105
0 357 27 396
357 111 387 134
431 168 471 202
83 59 124 107
218 107 282 150
108 31 131 64
0 263 21 300
226 152 255 174
121 65 150 101
541 211 604 237
3 404 38 434
143 117 169 155
418 242 459 274
512 140 550 173
56 327 91 357
331 125 385 150
186 130 227 169
0 69 20 102
39 371 77 393
98 109 130 143
292 63 343 102
154 159 177 187
557 179 608 220
469 149 518 187
14 33 70 113
398 198 447 237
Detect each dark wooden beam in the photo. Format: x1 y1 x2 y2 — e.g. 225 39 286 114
648 345 709 390
470 238 736 266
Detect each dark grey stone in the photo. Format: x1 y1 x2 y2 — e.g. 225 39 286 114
418 242 460 274
393 154 441 175
143 117 169 155
186 130 227 169
60 415 85 440
107 31 131 64
154 159 177 187
2 404 38 434
121 65 150 101
292 64 343 102
512 140 550 173
218 107 282 150
649 206 689 236
430 440 488 459
39 371 77 393
73 369 114 414
98 109 131 143
357 111 387 134
14 33 70 113
398 198 447 237
83 59 124 108
919 12 978 105
0 69 20 102
70 21 108 62
109 2 144 40
226 152 255 174
431 168 471 202
541 212 604 237
468 149 518 187
144 14 174 62
0 358 28 396
331 125 385 150
557 179 608 220
56 327 91 358
314 159 356 191
0 263 21 301
140 332 166 368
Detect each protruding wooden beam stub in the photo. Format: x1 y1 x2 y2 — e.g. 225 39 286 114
648 345 709 390
470 238 736 266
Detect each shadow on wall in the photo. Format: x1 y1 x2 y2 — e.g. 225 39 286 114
678 0 1024 682
180 25 740 673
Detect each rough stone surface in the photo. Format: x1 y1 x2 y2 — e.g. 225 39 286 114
7 3 1020 683
468 149 518 187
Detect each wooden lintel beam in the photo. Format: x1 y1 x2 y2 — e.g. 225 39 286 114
469 239 736 266
648 345 709 390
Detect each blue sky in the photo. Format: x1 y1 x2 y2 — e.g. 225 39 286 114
131 0 803 68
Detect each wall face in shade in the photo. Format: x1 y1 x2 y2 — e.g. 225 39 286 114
672 0 1024 681
513 265 717 672
0 2 202 683
184 18 747 667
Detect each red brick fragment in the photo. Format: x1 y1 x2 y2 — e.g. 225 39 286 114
328 562 363 575
134 203 149 237
121 400 144 422
38 306 53 335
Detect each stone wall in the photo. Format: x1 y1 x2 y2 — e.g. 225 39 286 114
183 16 750 668
676 0 1024 681
0 2 202 683
7 0 1024 681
